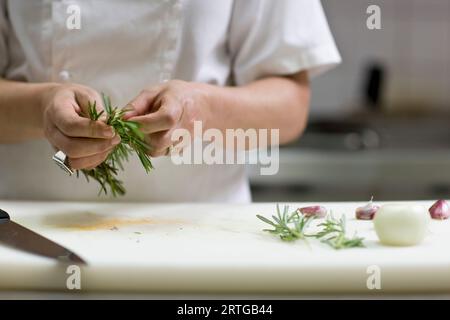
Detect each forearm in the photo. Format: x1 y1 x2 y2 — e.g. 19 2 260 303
206 72 310 144
0 78 57 143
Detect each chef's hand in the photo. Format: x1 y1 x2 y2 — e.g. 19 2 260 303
41 84 120 169
124 80 211 157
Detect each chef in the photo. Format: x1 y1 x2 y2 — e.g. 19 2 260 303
0 0 340 202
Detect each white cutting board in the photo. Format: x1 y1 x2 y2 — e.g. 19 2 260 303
0 200 449 293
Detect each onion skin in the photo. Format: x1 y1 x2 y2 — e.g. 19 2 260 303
356 204 380 220
429 200 450 220
297 206 327 218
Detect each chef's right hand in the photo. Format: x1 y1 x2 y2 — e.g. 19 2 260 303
41 84 121 170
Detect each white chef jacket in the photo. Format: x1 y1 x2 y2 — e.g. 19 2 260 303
0 0 341 202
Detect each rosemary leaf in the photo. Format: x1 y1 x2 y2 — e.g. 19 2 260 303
257 205 314 242
79 94 153 196
257 205 365 250
314 215 365 250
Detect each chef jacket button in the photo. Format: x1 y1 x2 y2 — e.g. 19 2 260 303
59 70 71 82
173 1 182 10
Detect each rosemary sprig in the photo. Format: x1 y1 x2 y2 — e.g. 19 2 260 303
257 205 365 249
314 215 365 250
256 204 314 242
78 94 153 197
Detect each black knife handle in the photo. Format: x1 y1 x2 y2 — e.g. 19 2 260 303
0 209 10 221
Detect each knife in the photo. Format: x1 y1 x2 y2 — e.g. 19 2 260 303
0 208 86 265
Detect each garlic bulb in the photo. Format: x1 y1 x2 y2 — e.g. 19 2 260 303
373 204 429 246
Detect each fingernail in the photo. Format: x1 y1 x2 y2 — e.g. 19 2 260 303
122 112 135 120
103 128 114 138
112 135 121 145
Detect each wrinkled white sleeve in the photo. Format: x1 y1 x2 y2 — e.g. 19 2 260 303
229 0 341 85
0 0 8 77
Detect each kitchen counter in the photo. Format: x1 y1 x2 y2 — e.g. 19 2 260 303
249 149 450 201
0 200 449 297
249 115 450 202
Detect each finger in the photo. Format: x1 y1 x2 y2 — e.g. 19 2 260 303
49 125 121 158
149 135 187 158
75 89 110 123
74 88 104 117
68 148 114 170
50 98 115 139
130 103 182 134
148 131 172 151
123 87 162 119
150 149 170 158
147 130 180 157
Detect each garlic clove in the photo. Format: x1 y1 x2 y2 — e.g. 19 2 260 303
297 206 327 218
355 197 379 220
429 199 450 220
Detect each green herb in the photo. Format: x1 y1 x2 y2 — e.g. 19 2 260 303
77 94 153 197
314 215 365 250
256 204 314 242
257 205 365 249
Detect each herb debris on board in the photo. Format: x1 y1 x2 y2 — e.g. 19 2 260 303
77 94 153 197
257 205 365 250
256 204 313 242
315 215 364 249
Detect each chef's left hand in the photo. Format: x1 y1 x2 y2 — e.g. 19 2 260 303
124 80 211 157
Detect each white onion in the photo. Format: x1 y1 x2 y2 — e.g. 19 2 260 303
373 204 430 246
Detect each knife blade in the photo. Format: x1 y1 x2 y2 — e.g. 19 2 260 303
0 208 86 265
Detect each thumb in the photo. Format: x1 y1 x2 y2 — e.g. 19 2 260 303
123 88 160 120
75 89 107 121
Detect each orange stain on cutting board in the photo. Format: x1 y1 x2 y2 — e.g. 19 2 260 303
43 211 183 231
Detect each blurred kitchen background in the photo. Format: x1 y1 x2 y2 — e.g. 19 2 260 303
249 0 450 202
